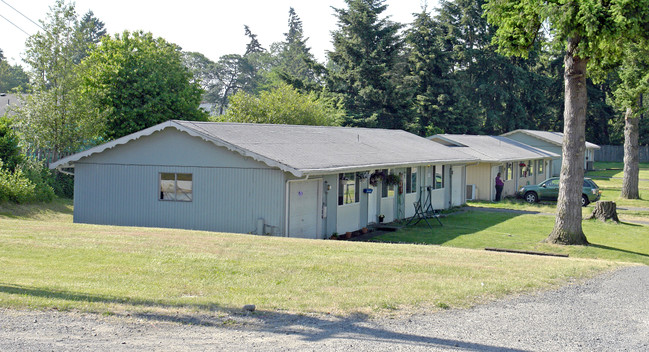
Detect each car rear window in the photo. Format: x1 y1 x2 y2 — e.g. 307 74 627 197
584 179 598 188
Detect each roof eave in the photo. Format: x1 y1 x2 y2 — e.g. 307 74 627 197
298 158 479 176
49 120 306 177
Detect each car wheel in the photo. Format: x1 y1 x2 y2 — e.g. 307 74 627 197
524 192 538 203
581 194 589 207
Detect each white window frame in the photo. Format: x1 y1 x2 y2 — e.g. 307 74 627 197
159 172 193 202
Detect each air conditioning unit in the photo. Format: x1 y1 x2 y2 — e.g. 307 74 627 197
466 184 476 200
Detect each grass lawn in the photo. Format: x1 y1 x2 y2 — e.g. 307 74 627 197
586 161 649 179
374 161 649 268
467 161 649 221
0 201 619 318
373 211 649 264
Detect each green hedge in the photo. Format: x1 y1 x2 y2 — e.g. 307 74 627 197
0 158 55 204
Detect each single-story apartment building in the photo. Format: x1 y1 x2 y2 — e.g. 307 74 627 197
428 134 559 201
51 120 478 239
501 129 600 176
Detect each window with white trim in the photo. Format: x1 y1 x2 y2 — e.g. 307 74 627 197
433 165 444 189
338 172 358 205
528 160 534 176
160 173 193 201
381 169 394 198
406 167 417 194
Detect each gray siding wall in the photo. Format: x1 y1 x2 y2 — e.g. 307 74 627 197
73 128 285 234
84 128 271 169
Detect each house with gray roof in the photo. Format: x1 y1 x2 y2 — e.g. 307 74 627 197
428 134 559 201
0 93 24 117
501 129 600 176
51 120 477 238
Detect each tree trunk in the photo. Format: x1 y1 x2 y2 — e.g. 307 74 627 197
586 201 620 223
546 37 589 245
621 106 640 199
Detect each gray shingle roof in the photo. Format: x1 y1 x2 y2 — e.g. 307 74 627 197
501 129 600 149
428 134 559 162
52 120 478 176
0 93 24 117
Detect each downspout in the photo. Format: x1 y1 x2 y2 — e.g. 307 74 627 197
284 179 291 237
323 180 329 238
56 167 75 176
448 166 453 208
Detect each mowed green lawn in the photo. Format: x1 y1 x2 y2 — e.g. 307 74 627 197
375 161 649 265
466 162 649 221
0 201 619 317
373 211 649 264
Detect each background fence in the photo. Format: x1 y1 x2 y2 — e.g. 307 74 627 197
594 145 649 162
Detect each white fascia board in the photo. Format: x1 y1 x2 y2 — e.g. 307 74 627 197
299 158 479 176
49 121 178 170
50 120 305 177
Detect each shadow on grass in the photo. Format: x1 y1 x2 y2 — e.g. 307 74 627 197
369 210 526 245
0 283 221 312
0 198 73 219
588 244 649 258
0 283 526 351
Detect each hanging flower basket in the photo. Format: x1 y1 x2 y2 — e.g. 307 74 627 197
369 170 386 187
385 174 401 186
356 172 369 181
519 162 526 167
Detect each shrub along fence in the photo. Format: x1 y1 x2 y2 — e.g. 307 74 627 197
594 145 649 163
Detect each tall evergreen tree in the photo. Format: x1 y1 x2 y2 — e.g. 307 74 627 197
71 10 106 64
0 50 29 92
436 0 556 134
405 8 478 135
244 25 265 55
328 0 409 129
274 8 320 87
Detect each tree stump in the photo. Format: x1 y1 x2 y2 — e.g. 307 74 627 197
586 201 620 223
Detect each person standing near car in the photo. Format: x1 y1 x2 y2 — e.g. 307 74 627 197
495 172 504 201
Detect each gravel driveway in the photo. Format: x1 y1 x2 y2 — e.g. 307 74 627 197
1 266 648 351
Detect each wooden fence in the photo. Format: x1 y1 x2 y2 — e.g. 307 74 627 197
594 145 649 162
26 149 74 167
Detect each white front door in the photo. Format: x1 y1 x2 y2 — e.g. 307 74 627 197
367 184 378 224
451 165 464 207
288 179 321 239
491 165 501 201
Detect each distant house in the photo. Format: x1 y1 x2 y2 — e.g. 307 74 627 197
51 121 477 238
0 93 24 117
428 134 558 201
501 129 600 176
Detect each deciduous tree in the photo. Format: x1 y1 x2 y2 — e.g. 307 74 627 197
218 82 344 126
485 0 649 245
612 42 649 199
16 0 102 159
82 30 207 139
